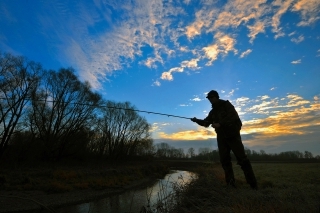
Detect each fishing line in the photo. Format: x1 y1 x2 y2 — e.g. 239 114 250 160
0 97 192 120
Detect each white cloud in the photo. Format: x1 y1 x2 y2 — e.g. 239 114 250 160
34 0 189 89
236 97 250 105
240 49 252 58
291 35 305 43
202 44 219 65
179 46 189 52
247 21 266 43
6 0 318 88
260 95 270 100
203 32 237 65
288 31 296 36
271 0 294 38
183 0 191 5
228 89 235 97
152 80 161 86
159 57 201 81
144 57 159 68
291 59 302 64
212 0 268 30
191 97 201 102
181 58 200 69
185 7 218 39
292 0 320 26
286 94 310 107
180 104 192 107
161 67 184 81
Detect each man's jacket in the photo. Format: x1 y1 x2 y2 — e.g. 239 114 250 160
199 99 242 138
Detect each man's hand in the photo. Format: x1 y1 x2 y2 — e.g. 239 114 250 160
191 117 199 122
211 123 221 128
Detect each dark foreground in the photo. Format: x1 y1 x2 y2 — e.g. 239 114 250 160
171 162 320 213
1 161 319 213
0 160 171 212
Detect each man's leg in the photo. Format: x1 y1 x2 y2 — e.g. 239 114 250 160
217 136 235 187
228 135 258 189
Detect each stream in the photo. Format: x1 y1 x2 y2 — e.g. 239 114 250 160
56 170 197 213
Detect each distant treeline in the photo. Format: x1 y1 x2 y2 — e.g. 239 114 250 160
154 142 320 162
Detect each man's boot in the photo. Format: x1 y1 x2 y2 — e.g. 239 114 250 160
222 161 236 188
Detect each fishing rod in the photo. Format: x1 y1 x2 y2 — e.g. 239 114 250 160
107 106 192 120
0 97 192 120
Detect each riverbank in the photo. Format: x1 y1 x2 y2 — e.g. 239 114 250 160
0 160 170 212
172 162 320 213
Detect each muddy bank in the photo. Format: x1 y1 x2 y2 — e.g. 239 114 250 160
0 177 157 213
0 161 171 212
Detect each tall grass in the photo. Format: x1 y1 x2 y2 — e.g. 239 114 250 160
0 163 170 193
140 171 198 213
171 162 320 213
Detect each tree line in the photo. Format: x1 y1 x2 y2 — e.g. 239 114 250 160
154 143 319 162
0 52 153 162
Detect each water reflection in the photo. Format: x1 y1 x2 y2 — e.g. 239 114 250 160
57 170 196 213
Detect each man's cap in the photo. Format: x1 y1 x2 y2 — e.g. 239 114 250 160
206 90 219 98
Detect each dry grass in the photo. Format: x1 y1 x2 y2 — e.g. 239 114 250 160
0 161 170 194
171 162 320 213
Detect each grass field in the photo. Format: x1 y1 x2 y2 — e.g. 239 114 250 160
171 162 320 213
0 161 170 193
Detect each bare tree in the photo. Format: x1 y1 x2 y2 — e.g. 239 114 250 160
0 53 41 157
187 147 195 158
92 101 152 159
155 143 171 158
198 147 211 155
28 68 101 160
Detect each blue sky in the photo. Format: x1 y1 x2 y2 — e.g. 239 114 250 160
1 0 320 155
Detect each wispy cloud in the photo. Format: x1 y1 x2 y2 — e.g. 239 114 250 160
181 58 200 69
212 0 268 31
152 80 161 86
33 0 187 89
288 31 296 36
291 59 302 64
291 35 305 43
242 97 319 137
247 21 266 43
185 6 218 39
9 0 318 88
191 96 202 102
202 32 237 65
271 0 294 39
151 122 172 133
159 128 216 140
161 67 184 81
240 49 252 58
292 0 320 26
160 57 200 80
179 103 192 107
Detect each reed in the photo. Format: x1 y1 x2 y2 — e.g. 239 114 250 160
171 162 320 213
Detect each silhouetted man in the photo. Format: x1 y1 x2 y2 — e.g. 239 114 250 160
191 90 257 189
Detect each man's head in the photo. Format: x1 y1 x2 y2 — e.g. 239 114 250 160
206 90 219 104
206 90 219 99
